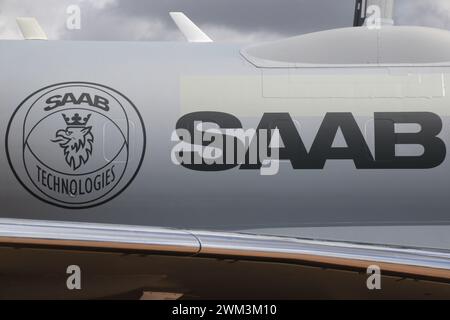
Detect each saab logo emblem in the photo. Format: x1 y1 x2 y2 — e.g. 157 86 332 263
52 113 94 170
6 82 146 209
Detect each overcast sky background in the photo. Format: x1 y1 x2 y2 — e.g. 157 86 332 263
0 0 449 42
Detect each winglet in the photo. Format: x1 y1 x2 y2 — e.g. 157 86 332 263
16 17 48 40
169 12 213 43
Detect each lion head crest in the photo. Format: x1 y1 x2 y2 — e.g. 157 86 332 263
52 113 94 170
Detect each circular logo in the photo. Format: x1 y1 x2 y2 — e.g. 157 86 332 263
6 82 146 209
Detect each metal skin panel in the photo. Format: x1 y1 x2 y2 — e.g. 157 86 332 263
0 40 449 252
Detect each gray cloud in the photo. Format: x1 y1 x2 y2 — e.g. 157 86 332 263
111 0 355 35
395 0 450 29
0 0 449 42
55 0 356 42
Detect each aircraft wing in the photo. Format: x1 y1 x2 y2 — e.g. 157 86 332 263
0 218 449 299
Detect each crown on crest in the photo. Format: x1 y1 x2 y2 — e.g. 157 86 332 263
62 113 91 127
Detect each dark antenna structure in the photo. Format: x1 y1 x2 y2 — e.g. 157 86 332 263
353 0 368 27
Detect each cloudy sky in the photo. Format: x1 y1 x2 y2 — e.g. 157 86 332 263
0 0 449 42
